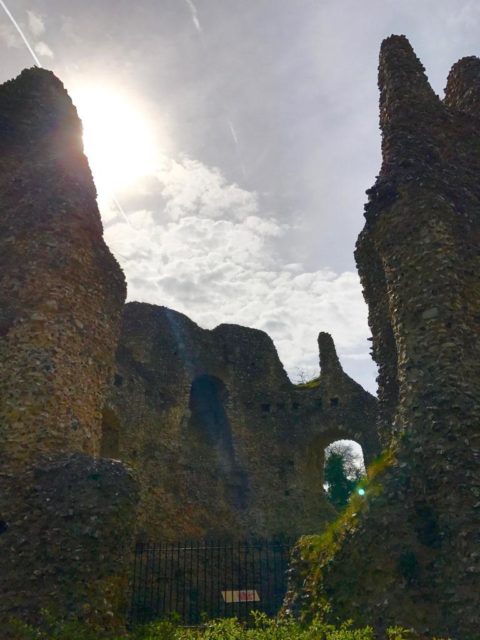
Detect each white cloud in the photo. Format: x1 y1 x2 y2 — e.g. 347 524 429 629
0 23 21 48
27 10 45 37
155 156 258 221
102 154 376 392
34 41 53 58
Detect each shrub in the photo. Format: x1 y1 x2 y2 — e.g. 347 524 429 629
8 610 451 640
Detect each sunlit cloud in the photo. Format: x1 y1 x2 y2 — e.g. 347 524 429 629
34 41 53 58
0 22 20 48
26 10 45 37
100 154 375 391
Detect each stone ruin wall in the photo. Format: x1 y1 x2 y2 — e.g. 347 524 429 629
0 67 380 630
0 69 126 469
286 36 480 639
0 69 137 632
106 302 379 541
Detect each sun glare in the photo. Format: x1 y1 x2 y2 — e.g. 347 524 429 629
71 87 159 197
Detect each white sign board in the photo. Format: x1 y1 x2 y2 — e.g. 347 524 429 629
221 589 261 603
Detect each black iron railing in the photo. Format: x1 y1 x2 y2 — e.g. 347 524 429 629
130 539 292 625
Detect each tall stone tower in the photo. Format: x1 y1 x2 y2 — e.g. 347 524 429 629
0 69 136 631
287 36 480 638
0 68 126 471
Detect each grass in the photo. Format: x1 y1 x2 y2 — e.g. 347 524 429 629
295 377 321 390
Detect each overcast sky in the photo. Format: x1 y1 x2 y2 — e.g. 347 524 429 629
1 0 480 393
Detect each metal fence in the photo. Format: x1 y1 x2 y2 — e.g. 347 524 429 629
130 539 293 626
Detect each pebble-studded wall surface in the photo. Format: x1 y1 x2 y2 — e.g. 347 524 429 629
285 36 480 639
0 68 126 471
106 302 379 541
0 68 135 632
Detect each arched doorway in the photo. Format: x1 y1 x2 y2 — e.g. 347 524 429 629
189 375 232 450
323 439 365 509
188 375 249 509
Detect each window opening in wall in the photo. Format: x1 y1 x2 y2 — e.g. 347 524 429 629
323 439 365 510
330 397 339 407
292 402 300 410
114 373 123 387
261 403 271 413
100 407 121 459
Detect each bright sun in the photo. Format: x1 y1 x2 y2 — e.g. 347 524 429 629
71 87 159 197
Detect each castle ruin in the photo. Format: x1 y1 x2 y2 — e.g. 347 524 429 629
1 34 479 638
0 68 378 630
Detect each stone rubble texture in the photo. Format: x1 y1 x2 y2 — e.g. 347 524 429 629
106 303 379 541
285 36 480 638
0 68 136 632
0 68 126 469
0 68 378 629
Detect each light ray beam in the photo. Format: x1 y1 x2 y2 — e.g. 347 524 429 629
0 0 42 66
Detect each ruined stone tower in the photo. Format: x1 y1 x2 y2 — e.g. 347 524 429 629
0 69 137 631
287 36 480 637
0 68 126 470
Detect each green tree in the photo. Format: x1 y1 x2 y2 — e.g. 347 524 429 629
324 442 364 509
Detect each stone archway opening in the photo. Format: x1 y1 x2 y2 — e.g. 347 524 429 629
188 375 249 510
323 439 365 509
100 406 121 459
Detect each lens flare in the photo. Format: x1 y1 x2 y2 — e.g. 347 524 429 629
71 86 159 198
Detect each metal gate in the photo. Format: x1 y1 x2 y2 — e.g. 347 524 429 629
130 539 292 625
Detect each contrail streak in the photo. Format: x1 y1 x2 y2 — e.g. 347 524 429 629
184 0 202 34
112 195 137 230
0 0 42 66
227 118 247 180
0 3 136 234
227 119 239 146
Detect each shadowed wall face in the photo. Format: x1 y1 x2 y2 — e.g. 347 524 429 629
0 68 126 472
106 302 378 541
286 36 480 638
0 454 138 632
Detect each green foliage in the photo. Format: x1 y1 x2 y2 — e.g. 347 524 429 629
8 610 107 640
295 376 320 389
324 442 365 510
98 613 377 640
8 612 451 640
324 452 359 509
